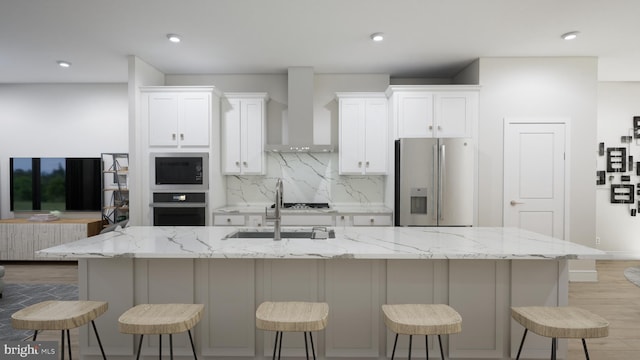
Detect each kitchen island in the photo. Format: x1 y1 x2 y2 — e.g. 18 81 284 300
38 226 606 360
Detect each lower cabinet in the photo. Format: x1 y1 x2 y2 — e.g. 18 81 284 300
212 213 393 227
212 215 246 226
281 215 333 226
0 218 103 260
352 215 393 226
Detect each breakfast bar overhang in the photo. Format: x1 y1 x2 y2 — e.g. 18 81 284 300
38 226 607 360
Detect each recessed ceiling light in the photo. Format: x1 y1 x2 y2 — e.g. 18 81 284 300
57 60 71 68
561 31 579 40
370 32 384 42
167 34 181 43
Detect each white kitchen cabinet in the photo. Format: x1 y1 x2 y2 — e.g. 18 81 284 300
337 93 388 175
386 85 479 139
352 215 393 226
335 215 350 227
280 215 334 226
143 88 214 148
222 93 268 175
212 215 246 226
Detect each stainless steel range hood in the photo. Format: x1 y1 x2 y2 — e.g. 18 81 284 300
265 67 335 153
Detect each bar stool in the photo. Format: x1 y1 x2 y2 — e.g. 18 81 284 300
382 304 462 360
256 301 329 360
11 300 108 360
511 306 609 360
118 303 204 360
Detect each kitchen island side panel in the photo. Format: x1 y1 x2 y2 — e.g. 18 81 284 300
78 258 567 360
385 260 449 358
135 259 198 356
196 259 256 357
261 259 322 358
510 260 569 359
325 259 382 358
449 260 510 359
79 258 135 357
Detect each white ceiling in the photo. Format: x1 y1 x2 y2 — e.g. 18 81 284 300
1 0 639 83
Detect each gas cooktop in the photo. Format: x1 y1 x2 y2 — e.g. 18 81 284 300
270 202 331 209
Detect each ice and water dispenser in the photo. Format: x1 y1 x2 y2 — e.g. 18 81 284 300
410 187 428 214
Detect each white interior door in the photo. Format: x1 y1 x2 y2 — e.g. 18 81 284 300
503 119 567 239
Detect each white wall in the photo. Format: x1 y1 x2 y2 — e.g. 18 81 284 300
477 57 599 275
0 83 128 218
596 81 640 257
127 56 165 225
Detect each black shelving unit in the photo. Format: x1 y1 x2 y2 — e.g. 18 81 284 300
101 153 129 226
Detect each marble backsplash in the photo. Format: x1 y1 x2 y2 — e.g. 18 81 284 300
226 152 385 206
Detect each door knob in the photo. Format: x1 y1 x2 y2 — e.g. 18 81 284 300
510 200 524 206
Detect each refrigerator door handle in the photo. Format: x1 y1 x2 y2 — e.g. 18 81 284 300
433 143 438 221
439 144 445 221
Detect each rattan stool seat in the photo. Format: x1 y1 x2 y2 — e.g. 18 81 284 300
12 300 108 360
119 303 204 360
118 303 204 335
382 304 462 360
511 306 609 360
256 301 329 332
382 304 462 336
511 306 609 339
256 301 329 360
12 300 108 330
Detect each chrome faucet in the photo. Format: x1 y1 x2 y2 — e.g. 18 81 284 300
265 178 283 240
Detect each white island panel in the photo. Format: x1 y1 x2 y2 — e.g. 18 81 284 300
197 259 255 357
449 260 510 358
325 260 381 358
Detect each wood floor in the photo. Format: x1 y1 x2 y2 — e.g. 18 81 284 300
567 260 640 359
2 260 639 359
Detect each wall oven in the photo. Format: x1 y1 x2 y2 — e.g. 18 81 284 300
151 192 206 226
151 152 208 190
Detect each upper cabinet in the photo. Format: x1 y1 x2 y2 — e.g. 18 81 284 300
221 93 268 175
142 87 216 148
386 85 479 138
337 93 388 175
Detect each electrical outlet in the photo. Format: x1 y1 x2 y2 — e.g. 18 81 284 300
595 237 601 245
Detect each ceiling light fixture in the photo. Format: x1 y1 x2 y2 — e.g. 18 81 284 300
561 31 579 40
370 32 384 42
57 60 71 68
167 34 181 43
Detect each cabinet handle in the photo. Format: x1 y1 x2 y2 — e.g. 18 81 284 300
366 161 370 167
226 218 231 223
243 161 248 167
358 161 362 167
438 125 442 130
180 133 184 140
172 133 176 140
370 218 375 224
429 125 433 130
235 161 240 166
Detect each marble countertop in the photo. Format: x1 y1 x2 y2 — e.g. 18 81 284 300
37 226 607 260
213 204 392 215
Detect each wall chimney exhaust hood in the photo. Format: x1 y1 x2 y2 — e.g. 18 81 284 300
265 67 336 153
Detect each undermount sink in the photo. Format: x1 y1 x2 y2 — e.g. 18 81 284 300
223 229 335 239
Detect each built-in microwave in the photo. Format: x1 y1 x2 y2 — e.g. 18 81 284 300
150 153 209 190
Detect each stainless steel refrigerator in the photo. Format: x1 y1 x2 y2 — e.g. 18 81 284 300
394 138 474 226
